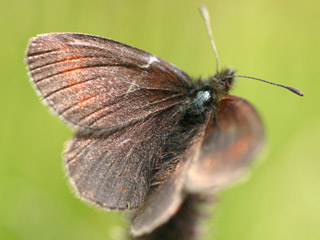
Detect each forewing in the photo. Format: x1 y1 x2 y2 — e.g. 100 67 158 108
65 106 182 210
26 33 190 131
186 95 264 193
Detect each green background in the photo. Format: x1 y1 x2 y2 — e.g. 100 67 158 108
1 0 319 239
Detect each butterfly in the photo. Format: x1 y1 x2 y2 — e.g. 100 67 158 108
25 6 303 237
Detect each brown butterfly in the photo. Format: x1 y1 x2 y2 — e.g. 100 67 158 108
25 6 303 237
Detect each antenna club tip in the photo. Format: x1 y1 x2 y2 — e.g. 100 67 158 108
290 88 304 96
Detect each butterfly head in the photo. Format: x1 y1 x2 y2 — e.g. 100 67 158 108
209 68 236 98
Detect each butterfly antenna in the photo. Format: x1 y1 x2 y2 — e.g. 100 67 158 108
199 6 220 74
234 75 304 96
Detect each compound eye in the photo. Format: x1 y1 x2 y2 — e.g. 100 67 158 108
220 78 230 90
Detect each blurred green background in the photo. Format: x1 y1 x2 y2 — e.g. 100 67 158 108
1 0 319 239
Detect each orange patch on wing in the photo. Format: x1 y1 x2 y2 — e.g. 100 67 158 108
62 65 84 77
59 49 85 77
229 137 250 159
78 95 95 107
121 187 126 193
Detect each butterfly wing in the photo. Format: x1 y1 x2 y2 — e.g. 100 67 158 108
65 101 184 210
131 96 263 235
26 33 193 210
26 33 191 132
131 115 210 236
185 95 264 193
131 139 202 236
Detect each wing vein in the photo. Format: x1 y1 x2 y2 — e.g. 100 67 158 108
27 48 60 57
82 96 186 128
43 76 101 99
29 56 111 71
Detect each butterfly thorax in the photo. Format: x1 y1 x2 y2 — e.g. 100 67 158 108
187 68 236 116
